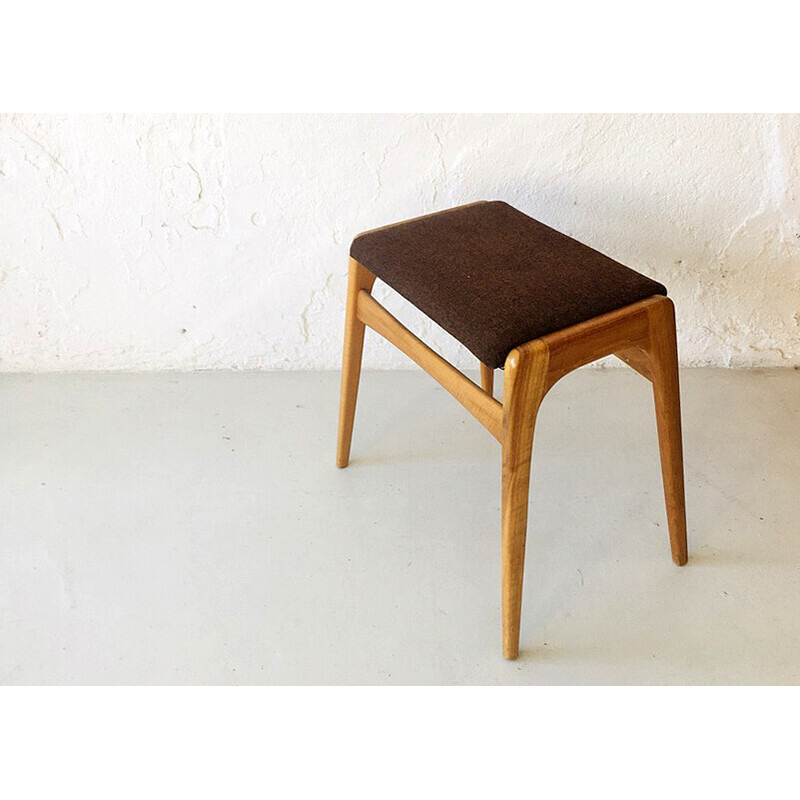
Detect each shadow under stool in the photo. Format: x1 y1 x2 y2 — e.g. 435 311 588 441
336 200 687 659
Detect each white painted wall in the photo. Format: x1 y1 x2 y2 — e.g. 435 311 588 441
1 114 798 371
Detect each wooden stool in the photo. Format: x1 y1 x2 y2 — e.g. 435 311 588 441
336 201 687 659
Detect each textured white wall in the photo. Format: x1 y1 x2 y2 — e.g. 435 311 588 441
1 113 798 371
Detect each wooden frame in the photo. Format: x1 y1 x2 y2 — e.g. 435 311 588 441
337 257 688 659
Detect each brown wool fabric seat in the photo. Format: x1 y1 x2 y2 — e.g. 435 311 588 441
351 200 667 369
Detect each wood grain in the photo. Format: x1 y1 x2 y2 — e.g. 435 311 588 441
336 258 376 468
541 297 657 391
644 297 688 565
357 289 503 442
501 340 549 660
480 362 494 397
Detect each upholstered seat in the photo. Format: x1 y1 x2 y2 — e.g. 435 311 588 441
351 201 667 369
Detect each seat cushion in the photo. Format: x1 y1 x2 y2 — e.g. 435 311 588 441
350 201 667 369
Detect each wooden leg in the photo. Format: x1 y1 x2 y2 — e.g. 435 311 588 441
645 298 688 565
501 341 549 659
480 362 494 396
336 258 376 468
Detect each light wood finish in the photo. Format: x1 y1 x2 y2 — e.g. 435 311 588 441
501 341 549 659
336 258 376 468
336 256 687 660
480 363 494 396
615 346 653 380
357 290 503 442
642 297 688 565
541 296 657 392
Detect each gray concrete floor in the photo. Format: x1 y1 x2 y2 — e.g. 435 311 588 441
0 368 798 684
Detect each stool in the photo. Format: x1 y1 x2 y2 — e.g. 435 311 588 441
336 201 687 659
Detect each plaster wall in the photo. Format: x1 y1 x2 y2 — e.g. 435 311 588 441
1 113 798 371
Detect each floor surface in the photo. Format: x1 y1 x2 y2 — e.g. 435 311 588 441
1 368 798 684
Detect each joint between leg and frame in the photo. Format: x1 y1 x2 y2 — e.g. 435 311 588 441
356 289 504 442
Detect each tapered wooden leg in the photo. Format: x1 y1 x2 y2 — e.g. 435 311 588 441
336 258 376 468
501 341 550 659
645 297 688 565
480 362 494 396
